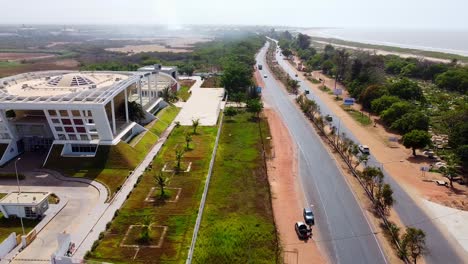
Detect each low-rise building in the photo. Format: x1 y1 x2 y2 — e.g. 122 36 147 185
0 192 50 219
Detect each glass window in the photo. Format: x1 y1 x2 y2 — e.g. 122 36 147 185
51 119 60 124
64 126 74 133
75 126 86 133
62 119 72 125
71 110 81 117
59 110 68 117
58 134 66 140
88 119 94 124
55 126 63 132
80 134 89 141
48 110 57 116
90 134 99 140
73 119 83 125
69 134 77 140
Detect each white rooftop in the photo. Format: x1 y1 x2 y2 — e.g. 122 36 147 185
0 192 49 205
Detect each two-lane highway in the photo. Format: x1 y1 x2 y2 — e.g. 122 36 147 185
257 43 387 264
269 39 467 264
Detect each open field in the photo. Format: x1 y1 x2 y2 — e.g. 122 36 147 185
106 45 191 54
0 52 57 62
86 125 218 263
193 112 279 263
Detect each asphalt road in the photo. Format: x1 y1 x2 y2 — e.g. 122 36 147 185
257 43 387 264
269 40 466 264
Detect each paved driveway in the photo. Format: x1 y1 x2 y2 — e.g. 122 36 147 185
0 170 104 262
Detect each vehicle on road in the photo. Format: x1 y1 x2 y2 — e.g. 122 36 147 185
258 64 263 70
264 74 267 78
295 73 298 77
295 221 311 240
303 208 315 225
358 145 370 154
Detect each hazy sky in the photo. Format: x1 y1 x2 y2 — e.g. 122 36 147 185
1 0 466 29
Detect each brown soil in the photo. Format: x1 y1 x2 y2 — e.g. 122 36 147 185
0 59 80 77
292 60 467 210
179 79 196 88
0 52 56 61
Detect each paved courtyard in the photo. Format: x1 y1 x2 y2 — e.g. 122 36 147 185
175 76 225 126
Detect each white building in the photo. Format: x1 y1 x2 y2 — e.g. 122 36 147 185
0 65 179 165
0 192 50 219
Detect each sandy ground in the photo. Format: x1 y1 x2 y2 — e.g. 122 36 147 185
106 44 191 54
264 109 326 264
312 40 454 64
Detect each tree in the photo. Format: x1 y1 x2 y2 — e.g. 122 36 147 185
161 86 177 103
390 111 429 134
386 78 424 101
359 167 383 197
154 172 166 198
333 49 349 83
321 60 334 75
175 148 185 172
180 64 195 76
221 60 253 94
295 33 311 50
435 67 468 93
127 101 146 123
139 215 152 243
371 95 401 114
441 154 460 188
185 133 192 150
282 48 292 57
359 85 387 110
401 227 427 264
191 118 200 134
402 130 431 156
354 153 369 170
230 92 246 107
224 106 237 120
375 183 394 214
287 78 300 94
246 98 263 120
381 101 414 125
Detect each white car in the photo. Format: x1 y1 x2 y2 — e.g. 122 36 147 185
358 145 370 154
264 74 268 78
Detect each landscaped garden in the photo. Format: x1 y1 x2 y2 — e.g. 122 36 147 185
85 124 218 263
45 105 181 199
193 112 280 263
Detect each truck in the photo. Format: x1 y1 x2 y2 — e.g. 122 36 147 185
258 64 263 70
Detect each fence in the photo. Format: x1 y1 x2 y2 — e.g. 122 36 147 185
0 232 18 259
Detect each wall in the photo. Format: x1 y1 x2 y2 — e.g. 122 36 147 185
0 232 17 258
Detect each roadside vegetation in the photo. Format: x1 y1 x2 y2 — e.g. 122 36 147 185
272 31 468 182
86 125 217 263
193 111 279 263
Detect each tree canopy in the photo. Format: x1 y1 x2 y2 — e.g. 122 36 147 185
402 130 432 156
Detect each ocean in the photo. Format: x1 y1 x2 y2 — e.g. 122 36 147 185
304 28 468 57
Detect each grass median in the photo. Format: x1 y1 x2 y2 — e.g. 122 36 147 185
193 112 280 263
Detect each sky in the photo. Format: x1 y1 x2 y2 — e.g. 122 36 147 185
1 0 466 29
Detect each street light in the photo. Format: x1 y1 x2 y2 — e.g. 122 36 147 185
14 157 25 236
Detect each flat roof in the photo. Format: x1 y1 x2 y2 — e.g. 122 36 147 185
0 191 49 205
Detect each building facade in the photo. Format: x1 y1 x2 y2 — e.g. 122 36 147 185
0 65 178 165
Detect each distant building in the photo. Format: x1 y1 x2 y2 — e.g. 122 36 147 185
0 65 179 165
0 192 50 219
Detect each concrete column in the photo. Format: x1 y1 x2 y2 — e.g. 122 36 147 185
147 73 152 101
154 72 158 99
124 88 129 123
138 79 143 106
111 99 116 135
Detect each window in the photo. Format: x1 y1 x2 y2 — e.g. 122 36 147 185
79 134 89 141
55 127 63 132
73 119 83 125
71 144 97 153
75 126 86 133
69 134 77 140
87 119 94 124
48 110 57 116
62 119 72 125
90 134 99 140
64 126 74 133
24 206 36 218
58 134 66 140
83 110 92 117
51 119 60 124
71 110 81 117
59 110 68 117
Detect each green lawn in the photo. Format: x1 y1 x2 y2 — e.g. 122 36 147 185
0 61 20 68
45 106 180 199
0 213 39 242
87 125 218 263
148 105 181 136
177 86 191 102
193 112 280 263
341 106 373 126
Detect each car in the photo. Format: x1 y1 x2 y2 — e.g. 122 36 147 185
264 74 268 78
303 208 315 225
295 222 311 240
358 145 370 154
295 74 298 77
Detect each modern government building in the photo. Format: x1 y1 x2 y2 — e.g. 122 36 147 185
0 65 179 166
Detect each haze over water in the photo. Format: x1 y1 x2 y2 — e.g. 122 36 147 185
306 28 468 56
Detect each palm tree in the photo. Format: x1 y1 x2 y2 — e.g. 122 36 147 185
175 148 185 172
161 86 176 103
191 118 200 134
139 215 152 243
185 133 192 150
154 172 166 197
